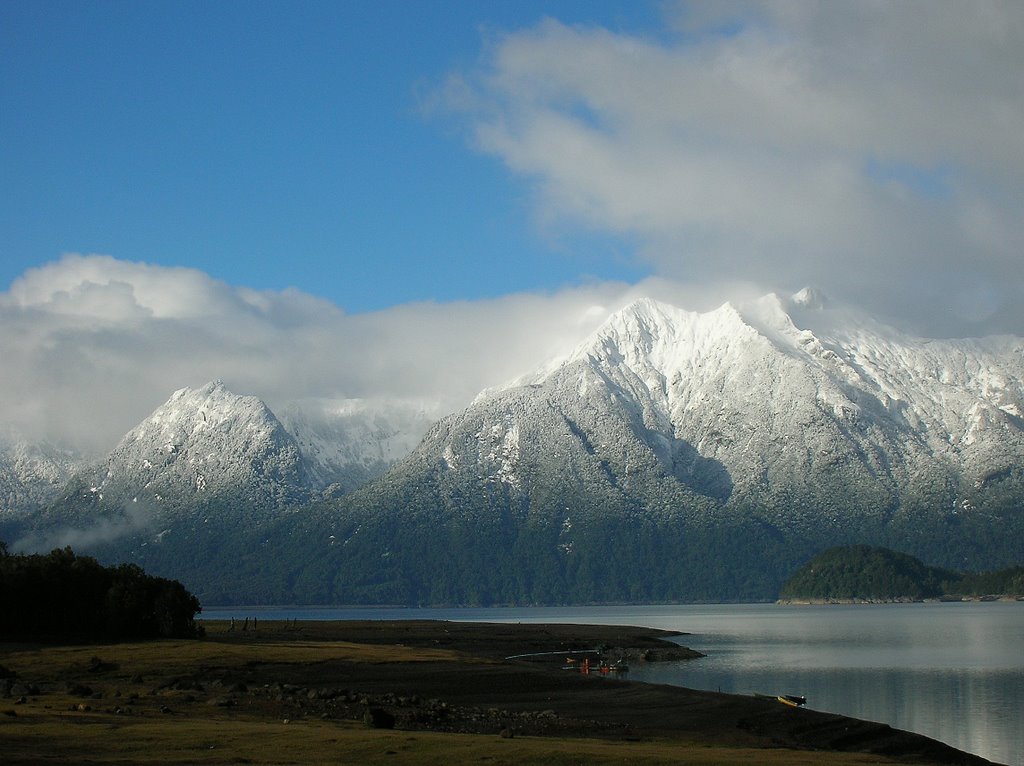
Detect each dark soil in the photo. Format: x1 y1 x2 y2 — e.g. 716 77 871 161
196 620 992 765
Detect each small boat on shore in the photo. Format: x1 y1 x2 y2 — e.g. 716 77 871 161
754 693 806 707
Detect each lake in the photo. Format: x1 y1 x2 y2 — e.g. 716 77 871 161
202 602 1024 765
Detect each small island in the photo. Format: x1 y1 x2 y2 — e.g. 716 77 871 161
779 544 1024 603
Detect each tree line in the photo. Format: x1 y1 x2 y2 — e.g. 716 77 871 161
780 544 1024 601
0 541 202 641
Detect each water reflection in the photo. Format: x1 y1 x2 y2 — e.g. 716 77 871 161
623 603 1023 766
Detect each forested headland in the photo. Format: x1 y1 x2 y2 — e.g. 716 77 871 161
780 544 1024 602
0 541 202 641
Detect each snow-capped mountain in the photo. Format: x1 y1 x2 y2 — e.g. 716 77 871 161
9 381 432 596
21 380 431 528
92 379 313 507
516 293 1024 514
268 293 1024 606
8 293 1024 605
19 381 311 553
0 427 86 519
430 291 1024 531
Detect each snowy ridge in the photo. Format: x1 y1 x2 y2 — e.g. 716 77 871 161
278 293 1024 606
7 293 1024 604
535 293 1024 462
0 426 86 519
9 378 437 556
427 292 1024 526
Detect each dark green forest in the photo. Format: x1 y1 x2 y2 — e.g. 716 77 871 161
780 544 1024 601
0 541 202 641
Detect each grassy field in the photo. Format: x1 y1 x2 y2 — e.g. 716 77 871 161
1 717 918 766
0 621 990 766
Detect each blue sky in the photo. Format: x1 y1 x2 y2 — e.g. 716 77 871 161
1 0 659 311
2 1 1023 450
4 1 1022 325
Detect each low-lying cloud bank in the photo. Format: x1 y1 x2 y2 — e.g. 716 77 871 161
1 254 696 453
2 246 1021 458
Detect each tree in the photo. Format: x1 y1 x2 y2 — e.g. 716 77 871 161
0 543 202 641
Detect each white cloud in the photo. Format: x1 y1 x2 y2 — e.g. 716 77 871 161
6 3 1024 456
446 1 1024 336
8 254 260 319
0 254 639 453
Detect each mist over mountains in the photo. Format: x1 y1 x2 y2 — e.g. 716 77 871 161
3 292 1023 604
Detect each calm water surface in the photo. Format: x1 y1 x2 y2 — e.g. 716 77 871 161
203 602 1024 765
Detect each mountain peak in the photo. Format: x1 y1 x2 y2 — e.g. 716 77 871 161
171 379 230 401
124 381 287 457
619 295 672 316
790 286 827 310
605 297 683 332
57 380 314 536
532 296 767 393
606 296 745 331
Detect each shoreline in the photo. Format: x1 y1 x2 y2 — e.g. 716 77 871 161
778 595 1024 605
1 619 997 766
